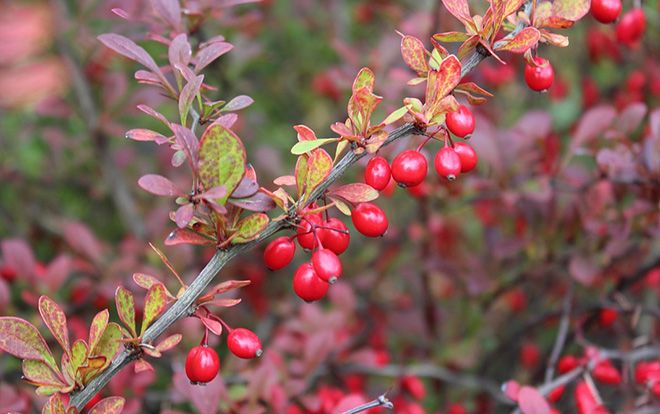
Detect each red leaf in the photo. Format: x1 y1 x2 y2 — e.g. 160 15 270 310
211 113 238 129
331 183 379 203
137 174 180 196
38 296 70 356
223 95 254 112
425 55 461 117
171 124 200 166
494 27 540 53
571 105 617 150
194 42 233 73
615 102 647 135
168 34 191 70
518 386 551 414
165 229 216 246
0 317 57 370
294 124 317 142
151 0 182 30
400 35 429 74
174 204 194 228
178 75 204 123
1 239 35 279
98 33 161 75
125 128 167 142
441 0 472 25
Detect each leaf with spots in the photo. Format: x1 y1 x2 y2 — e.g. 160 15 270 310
89 322 121 369
78 356 107 384
304 149 333 202
0 317 58 372
38 296 70 357
141 284 169 335
552 0 590 21
115 287 137 338
232 213 269 244
69 339 88 384
347 87 383 136
494 27 540 53
425 55 462 120
295 155 308 198
42 392 68 414
88 397 125 414
22 360 67 390
88 310 109 352
331 183 379 203
351 67 375 93
401 35 429 74
198 124 246 204
441 0 472 26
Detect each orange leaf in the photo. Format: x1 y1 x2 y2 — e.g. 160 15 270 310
495 27 541 53
88 397 125 414
441 0 472 26
400 35 429 74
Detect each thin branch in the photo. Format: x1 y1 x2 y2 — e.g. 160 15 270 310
341 395 394 414
544 282 574 383
70 2 535 407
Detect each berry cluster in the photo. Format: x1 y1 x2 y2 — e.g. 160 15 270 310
590 0 647 48
263 197 392 302
185 327 262 384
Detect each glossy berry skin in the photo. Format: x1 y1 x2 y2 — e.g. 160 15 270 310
319 218 350 255
364 156 391 191
391 150 427 187
616 9 646 45
592 360 622 385
227 328 263 359
293 262 329 302
311 248 342 283
297 214 322 250
599 308 618 328
524 57 554 92
263 237 296 270
185 345 220 384
453 142 478 173
434 147 462 180
591 0 622 23
446 105 475 138
351 203 388 237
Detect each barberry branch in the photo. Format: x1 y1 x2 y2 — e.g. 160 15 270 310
340 394 394 414
70 1 538 408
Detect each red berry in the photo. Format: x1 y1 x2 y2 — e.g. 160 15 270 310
520 342 541 369
227 328 263 359
0 266 17 283
185 345 220 384
453 142 478 173
351 203 388 237
575 381 607 414
263 236 296 270
319 218 350 255
558 355 581 374
524 57 554 92
293 262 329 302
598 308 618 328
616 8 646 45
592 360 622 385
591 0 621 23
311 248 342 283
297 214 322 250
391 150 427 187
434 147 462 180
547 384 565 403
446 104 475 138
401 375 426 400
364 156 391 191
634 361 660 384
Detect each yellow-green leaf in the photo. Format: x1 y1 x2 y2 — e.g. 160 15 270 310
232 213 269 244
88 310 109 352
291 138 339 155
42 392 68 414
88 397 125 414
0 317 57 372
552 0 590 21
352 67 375 93
141 285 168 335
432 31 471 43
38 296 70 357
331 183 379 203
400 35 429 74
295 155 308 198
114 287 136 337
22 360 67 390
198 124 246 204
90 322 121 369
382 106 408 126
304 149 333 201
70 339 88 384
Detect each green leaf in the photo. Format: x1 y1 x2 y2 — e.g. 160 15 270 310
198 124 246 204
352 67 375 93
114 287 137 337
38 296 70 357
141 284 168 335
88 396 125 414
382 106 408 125
432 31 471 43
22 360 67 391
89 322 121 370
304 149 333 201
70 339 88 384
331 183 379 203
232 213 270 244
0 317 57 372
291 138 339 155
88 310 109 353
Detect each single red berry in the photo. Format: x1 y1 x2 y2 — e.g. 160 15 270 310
185 345 220 384
453 142 478 173
351 203 388 237
447 403 468 414
592 360 622 385
319 218 350 255
311 248 342 283
401 375 426 400
364 156 391 191
591 0 622 23
634 361 660 384
446 104 475 138
524 57 554 92
0 266 17 283
263 236 296 270
434 147 462 180
391 150 427 187
520 342 541 369
293 262 329 302
547 384 565 403
227 328 263 359
598 308 618 328
296 214 322 250
558 355 581 374
575 381 607 414
616 8 646 45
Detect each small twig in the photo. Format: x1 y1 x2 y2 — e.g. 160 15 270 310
544 282 574 383
341 394 394 414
